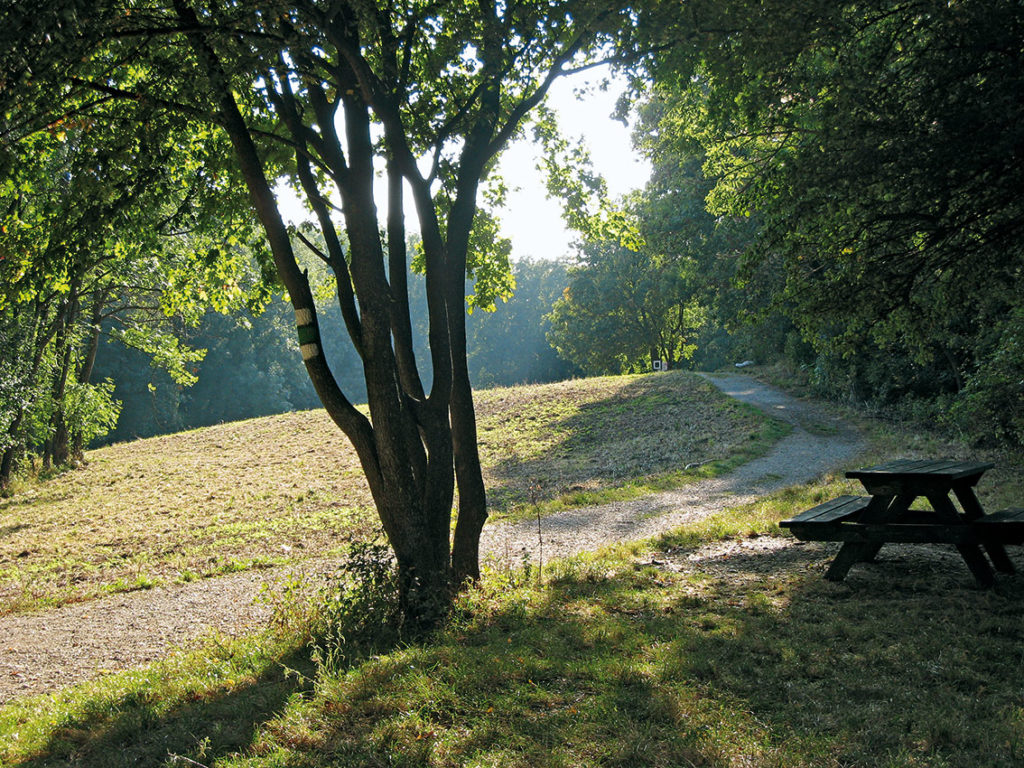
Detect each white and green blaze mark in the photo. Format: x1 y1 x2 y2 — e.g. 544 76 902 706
295 307 320 360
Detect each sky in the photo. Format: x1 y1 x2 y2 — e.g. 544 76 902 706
495 73 652 261
277 72 651 260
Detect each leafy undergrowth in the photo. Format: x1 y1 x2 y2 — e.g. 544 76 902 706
0 371 780 615
3 487 1023 768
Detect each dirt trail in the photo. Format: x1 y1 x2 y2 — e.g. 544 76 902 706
480 373 865 566
0 374 862 705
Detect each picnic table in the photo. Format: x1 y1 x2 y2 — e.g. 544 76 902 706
781 459 1023 586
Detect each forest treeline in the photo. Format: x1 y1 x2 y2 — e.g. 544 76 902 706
2 0 1021 495
94 257 580 443
548 0 1023 446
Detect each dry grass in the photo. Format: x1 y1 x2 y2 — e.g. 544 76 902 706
0 371 771 615
0 410 376 614
476 372 768 515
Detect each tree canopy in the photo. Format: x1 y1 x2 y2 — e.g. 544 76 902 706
1 0 659 624
7 0 1021 627
636 0 1024 438
0 55 269 489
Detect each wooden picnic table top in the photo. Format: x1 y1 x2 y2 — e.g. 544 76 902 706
846 458 994 485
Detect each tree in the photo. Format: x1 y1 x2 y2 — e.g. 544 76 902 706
548 234 693 374
646 0 1024 422
0 81 267 490
3 0 651 624
546 114 762 376
467 257 580 387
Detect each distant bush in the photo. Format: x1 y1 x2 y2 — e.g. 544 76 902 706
952 311 1024 447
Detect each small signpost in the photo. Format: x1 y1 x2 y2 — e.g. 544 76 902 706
652 359 668 372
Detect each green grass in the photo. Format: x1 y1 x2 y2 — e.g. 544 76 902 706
0 371 782 615
0 631 315 767
480 374 790 522
2 378 1024 766
3 498 1022 767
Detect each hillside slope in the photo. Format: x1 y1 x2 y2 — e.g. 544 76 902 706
0 371 774 615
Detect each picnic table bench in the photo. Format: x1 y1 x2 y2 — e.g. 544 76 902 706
780 459 1019 586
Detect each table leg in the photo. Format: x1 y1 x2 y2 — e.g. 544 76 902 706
930 493 997 587
825 543 875 581
953 485 1016 574
861 493 899 522
822 493 902 580
983 544 1015 574
955 544 995 587
860 543 883 562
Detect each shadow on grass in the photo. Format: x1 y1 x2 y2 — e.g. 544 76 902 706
652 542 1024 767
270 546 1024 766
484 372 773 515
1 523 31 539
11 645 317 768
14 543 1024 767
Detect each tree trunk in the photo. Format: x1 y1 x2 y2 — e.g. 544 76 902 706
940 344 965 392
0 421 21 492
174 3 459 628
48 279 79 468
71 290 107 460
1 300 60 488
443 136 494 586
450 337 488 585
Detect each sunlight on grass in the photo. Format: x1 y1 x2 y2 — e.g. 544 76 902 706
0 371 786 614
2 372 1023 766
3 515 1022 767
477 371 788 522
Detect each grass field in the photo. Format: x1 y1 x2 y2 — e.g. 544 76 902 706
2 457 1022 767
3 370 1023 767
0 371 781 615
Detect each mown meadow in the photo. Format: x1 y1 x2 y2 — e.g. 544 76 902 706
2 369 1023 767
0 371 781 615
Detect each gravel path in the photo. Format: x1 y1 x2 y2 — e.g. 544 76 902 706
480 373 864 567
0 569 279 701
0 374 862 705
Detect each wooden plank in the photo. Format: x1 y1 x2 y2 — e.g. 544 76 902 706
938 461 995 480
858 474 979 497
985 544 1016 573
847 459 993 484
825 543 876 581
927 493 966 524
955 543 995 587
892 509 955 525
780 495 870 526
912 459 962 474
785 524 842 542
848 458 926 477
798 522 983 545
860 493 905 524
977 508 1024 522
973 509 1024 547
952 485 986 519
